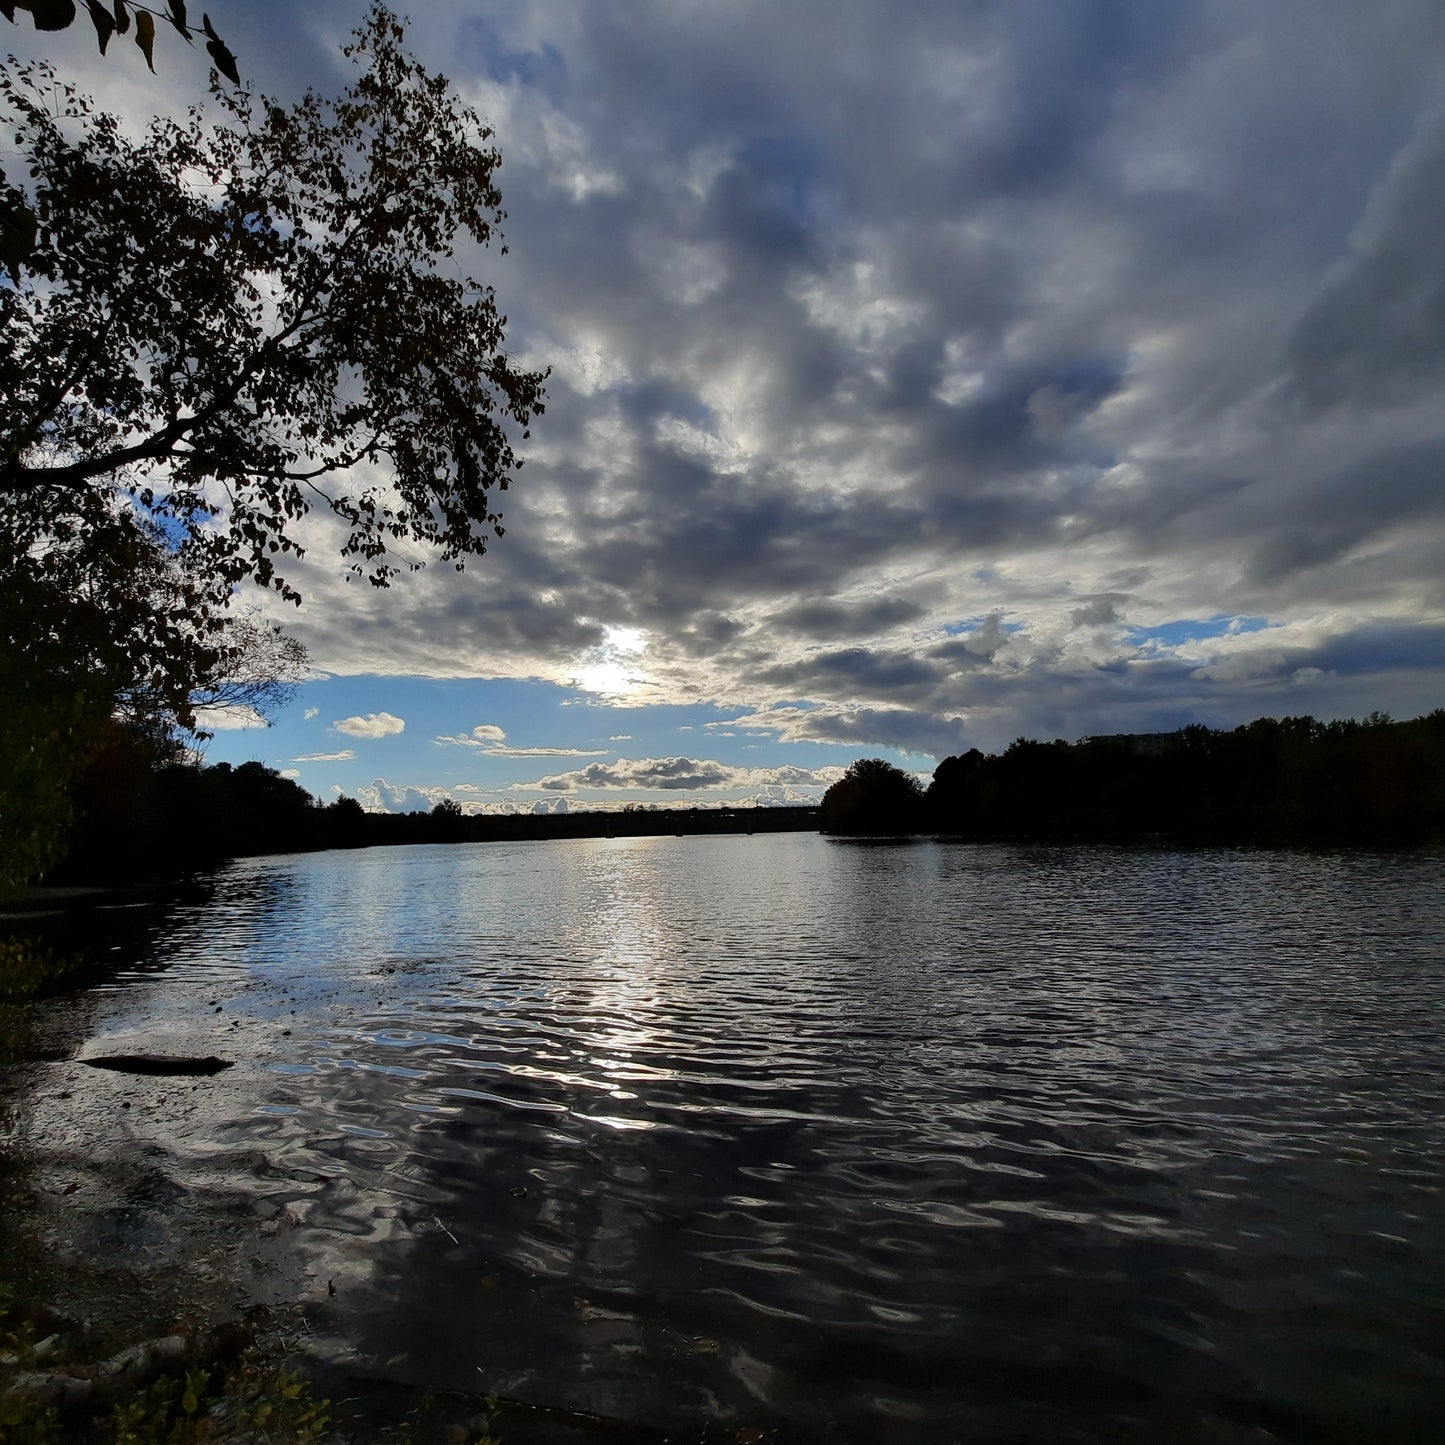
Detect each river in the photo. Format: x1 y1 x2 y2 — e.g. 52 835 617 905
5 834 1445 1442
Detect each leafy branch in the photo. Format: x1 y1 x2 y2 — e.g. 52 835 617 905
1 1 238 84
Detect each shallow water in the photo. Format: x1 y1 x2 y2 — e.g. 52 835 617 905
13 835 1445 1440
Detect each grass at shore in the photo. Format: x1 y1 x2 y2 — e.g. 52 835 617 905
0 1294 336 1444
0 1299 510 1444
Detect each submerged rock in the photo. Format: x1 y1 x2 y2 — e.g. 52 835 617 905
81 1054 234 1076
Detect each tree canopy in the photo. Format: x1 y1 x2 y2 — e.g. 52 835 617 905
820 758 925 835
0 5 540 889
1 2 545 612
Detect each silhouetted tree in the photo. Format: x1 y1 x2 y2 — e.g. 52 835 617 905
821 758 924 835
2 5 540 886
1 4 544 614
0 497 305 889
925 713 1445 843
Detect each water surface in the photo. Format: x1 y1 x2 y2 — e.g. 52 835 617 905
17 835 1445 1441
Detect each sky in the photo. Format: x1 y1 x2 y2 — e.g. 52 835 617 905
13 1 1445 813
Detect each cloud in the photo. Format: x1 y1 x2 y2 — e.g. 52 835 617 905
333 712 406 738
523 755 843 795
434 724 604 757
433 725 508 747
193 705 269 732
303 707 320 720
769 595 928 641
355 778 449 814
721 706 974 758
293 749 358 763
487 745 610 758
1069 597 1124 629
142 1 1445 760
1286 98 1445 413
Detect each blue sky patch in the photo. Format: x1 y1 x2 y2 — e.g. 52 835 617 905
1129 616 1273 649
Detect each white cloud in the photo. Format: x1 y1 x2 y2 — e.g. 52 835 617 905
432 725 506 747
521 756 844 795
433 724 604 757
293 749 357 763
355 777 449 813
488 744 609 757
333 712 406 738
303 707 320 720
193 705 269 732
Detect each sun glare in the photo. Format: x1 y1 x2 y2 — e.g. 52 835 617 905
572 625 648 697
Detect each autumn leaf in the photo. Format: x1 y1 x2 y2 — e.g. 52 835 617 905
206 34 238 84
133 5 153 69
84 0 113 52
111 0 128 34
198 11 237 82
166 0 188 40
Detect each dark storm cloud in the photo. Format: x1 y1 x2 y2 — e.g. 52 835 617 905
1244 437 1445 587
673 611 750 658
1286 102 1445 413
537 757 735 792
750 647 945 702
1070 597 1126 629
771 596 929 641
529 756 839 794
1246 621 1445 680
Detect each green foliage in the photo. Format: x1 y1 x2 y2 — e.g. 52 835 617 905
0 1388 62 1444
0 933 81 998
0 454 305 887
0 1302 62 1442
0 1317 332 1445
103 1355 330 1444
0 678 93 892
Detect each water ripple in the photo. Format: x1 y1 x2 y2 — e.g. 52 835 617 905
69 836 1445 1441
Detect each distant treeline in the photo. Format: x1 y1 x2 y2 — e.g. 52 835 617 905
47 751 818 886
822 711 1445 842
39 709 1445 887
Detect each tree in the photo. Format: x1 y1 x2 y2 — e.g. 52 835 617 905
820 758 924 835
0 439 307 891
1 3 238 83
1 2 545 614
0 493 306 888
190 614 307 727
1 5 540 888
